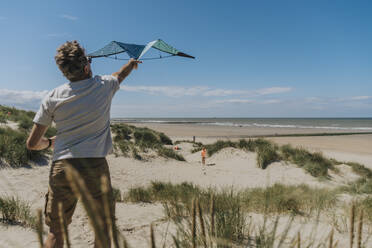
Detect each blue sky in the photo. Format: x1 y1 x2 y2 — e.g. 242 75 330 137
0 0 371 117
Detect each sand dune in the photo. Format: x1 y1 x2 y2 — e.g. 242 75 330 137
1 124 372 247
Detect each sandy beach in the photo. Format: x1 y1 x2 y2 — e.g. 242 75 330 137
1 122 372 247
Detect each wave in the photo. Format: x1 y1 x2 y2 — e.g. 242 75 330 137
201 122 372 130
112 119 372 131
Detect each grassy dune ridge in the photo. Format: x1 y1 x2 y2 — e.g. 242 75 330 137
0 105 56 167
111 123 185 161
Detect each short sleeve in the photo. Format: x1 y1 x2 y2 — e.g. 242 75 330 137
101 75 120 96
33 94 53 126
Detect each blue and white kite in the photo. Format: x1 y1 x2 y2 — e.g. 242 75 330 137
87 39 195 61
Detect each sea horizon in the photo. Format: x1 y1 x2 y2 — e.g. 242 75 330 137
111 117 372 131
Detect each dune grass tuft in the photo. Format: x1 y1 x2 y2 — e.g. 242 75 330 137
255 139 279 169
0 127 47 167
344 162 372 179
111 124 183 161
0 196 36 229
157 147 185 161
280 144 334 177
126 181 336 217
113 187 123 202
341 178 372 194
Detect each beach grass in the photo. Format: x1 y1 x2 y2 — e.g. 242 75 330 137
113 187 123 202
157 147 185 161
0 127 47 167
190 138 335 177
0 196 36 229
111 123 184 161
125 181 337 216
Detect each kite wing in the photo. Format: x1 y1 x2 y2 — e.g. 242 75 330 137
87 39 195 60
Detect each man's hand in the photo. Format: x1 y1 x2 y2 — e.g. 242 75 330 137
130 58 141 70
112 59 142 84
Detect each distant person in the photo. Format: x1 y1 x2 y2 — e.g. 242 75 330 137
26 40 141 248
201 147 207 166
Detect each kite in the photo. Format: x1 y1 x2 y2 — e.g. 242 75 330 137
87 39 195 61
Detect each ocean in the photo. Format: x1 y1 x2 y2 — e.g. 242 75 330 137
111 118 372 131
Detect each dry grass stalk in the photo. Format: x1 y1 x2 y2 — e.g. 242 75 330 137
192 198 196 248
297 232 301 248
101 176 120 248
333 240 339 248
36 209 43 248
350 204 355 248
150 223 156 248
357 209 363 248
172 235 181 248
58 202 71 248
210 195 215 237
328 229 334 248
65 165 106 248
197 200 207 248
122 238 130 248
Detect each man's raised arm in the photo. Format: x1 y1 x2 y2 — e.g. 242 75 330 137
112 58 142 84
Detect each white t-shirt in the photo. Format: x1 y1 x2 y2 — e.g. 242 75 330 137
33 75 120 161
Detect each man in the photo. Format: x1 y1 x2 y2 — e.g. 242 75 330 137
27 40 141 248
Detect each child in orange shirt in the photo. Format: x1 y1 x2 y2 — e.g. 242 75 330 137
201 147 207 166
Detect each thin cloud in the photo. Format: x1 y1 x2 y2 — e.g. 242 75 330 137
0 89 48 109
121 85 292 98
350 96 372 100
60 14 78 21
121 85 209 97
215 99 255 104
46 33 70 38
0 16 7 21
255 87 292 95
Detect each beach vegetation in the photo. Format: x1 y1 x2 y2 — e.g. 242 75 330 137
125 181 336 216
280 144 334 178
341 178 372 194
18 115 34 131
0 127 46 167
255 139 279 169
0 196 36 229
112 187 122 202
0 112 6 123
111 123 184 161
31 168 371 248
157 147 185 161
344 162 372 179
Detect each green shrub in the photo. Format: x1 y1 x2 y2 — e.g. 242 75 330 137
157 147 185 161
